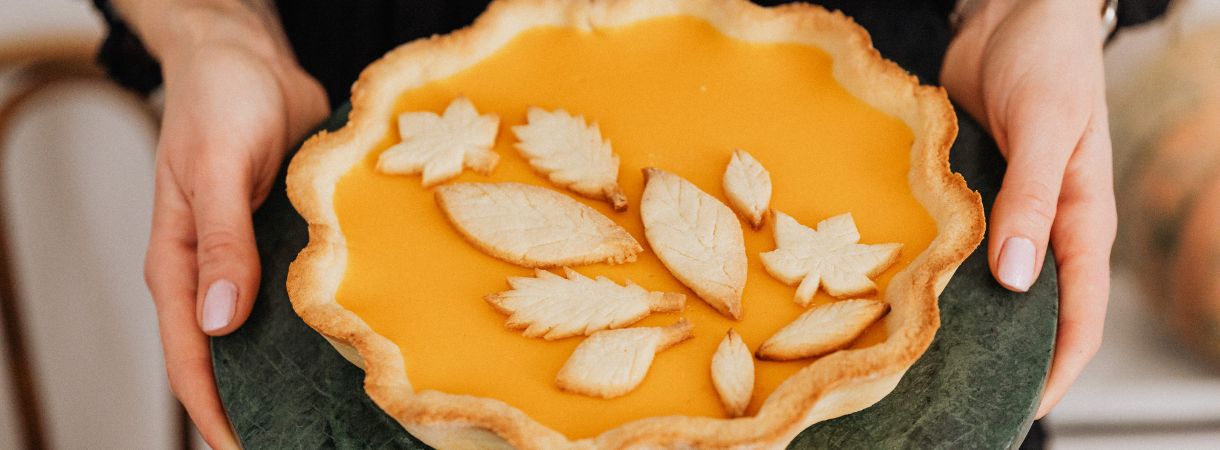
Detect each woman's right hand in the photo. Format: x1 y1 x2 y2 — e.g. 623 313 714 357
115 1 329 448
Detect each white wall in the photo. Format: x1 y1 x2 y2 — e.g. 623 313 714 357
0 0 103 44
1 79 175 449
0 2 181 449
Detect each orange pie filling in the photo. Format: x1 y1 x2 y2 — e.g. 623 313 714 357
332 16 936 439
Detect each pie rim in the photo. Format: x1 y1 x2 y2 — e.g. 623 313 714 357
284 0 986 448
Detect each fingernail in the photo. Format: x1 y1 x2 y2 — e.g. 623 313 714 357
202 280 237 332
998 237 1036 292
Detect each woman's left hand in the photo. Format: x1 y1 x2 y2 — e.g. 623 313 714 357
940 0 1116 418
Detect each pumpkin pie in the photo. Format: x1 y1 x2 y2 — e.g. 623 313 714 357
286 0 985 448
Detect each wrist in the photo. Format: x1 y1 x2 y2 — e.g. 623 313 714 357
951 0 1020 34
953 0 1110 42
113 0 292 68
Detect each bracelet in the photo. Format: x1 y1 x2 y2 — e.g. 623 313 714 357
950 0 1120 41
1101 0 1119 40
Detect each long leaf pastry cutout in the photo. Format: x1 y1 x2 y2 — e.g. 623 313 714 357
711 329 754 417
756 299 889 361
377 96 500 187
722 149 772 229
556 319 694 399
436 182 642 268
640 168 747 319
485 268 686 340
512 107 628 211
760 212 902 306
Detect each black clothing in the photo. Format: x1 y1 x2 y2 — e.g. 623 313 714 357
93 0 1171 103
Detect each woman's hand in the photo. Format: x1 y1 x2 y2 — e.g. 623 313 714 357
941 0 1115 418
117 1 329 448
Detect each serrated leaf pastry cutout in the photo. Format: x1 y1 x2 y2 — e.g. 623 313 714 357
377 96 500 187
435 182 642 268
760 212 902 306
485 268 685 340
711 329 754 417
756 299 889 361
556 319 693 399
512 107 627 211
722 149 772 229
640 168 747 319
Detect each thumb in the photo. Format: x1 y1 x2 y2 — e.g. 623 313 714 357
988 99 1085 292
194 166 261 336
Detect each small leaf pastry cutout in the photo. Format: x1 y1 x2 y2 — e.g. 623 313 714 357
556 319 694 399
760 212 902 306
436 182 642 267
722 149 772 229
711 329 754 417
377 96 500 187
756 299 889 361
640 168 747 319
512 107 628 211
485 268 686 340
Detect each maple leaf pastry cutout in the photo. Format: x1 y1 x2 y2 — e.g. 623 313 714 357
485 268 685 340
377 96 500 187
512 107 628 211
760 212 902 306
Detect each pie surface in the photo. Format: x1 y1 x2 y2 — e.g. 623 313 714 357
287 0 984 447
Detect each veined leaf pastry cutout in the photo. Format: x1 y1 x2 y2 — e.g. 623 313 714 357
640 168 747 319
435 182 642 268
512 107 628 211
556 319 694 399
377 96 500 187
711 329 754 417
760 212 902 306
485 267 685 340
722 149 772 229
756 299 889 361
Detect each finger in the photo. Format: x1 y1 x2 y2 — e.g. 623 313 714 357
939 28 987 126
1036 113 1116 418
282 72 331 144
146 168 240 450
987 82 1092 292
192 156 262 337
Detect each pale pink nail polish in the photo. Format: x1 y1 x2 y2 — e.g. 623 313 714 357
998 237 1036 292
202 280 237 332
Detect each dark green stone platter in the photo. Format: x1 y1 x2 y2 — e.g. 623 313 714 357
212 99 1056 449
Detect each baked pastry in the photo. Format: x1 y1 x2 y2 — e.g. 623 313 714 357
756 298 890 361
485 267 685 340
512 107 629 211
761 212 903 306
377 96 500 187
555 318 694 399
722 149 772 230
710 329 754 417
286 0 984 448
435 182 642 267
640 167 748 320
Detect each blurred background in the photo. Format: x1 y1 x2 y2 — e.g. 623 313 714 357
0 1 1216 449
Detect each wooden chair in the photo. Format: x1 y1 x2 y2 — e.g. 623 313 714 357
0 38 191 450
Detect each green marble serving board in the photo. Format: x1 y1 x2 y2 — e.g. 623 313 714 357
213 100 1057 449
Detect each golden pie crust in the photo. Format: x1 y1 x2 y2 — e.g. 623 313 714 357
285 0 985 448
